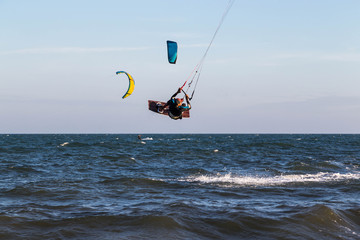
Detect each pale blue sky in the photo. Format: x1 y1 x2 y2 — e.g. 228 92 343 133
1 0 360 133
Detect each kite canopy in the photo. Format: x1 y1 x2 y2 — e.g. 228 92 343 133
116 71 135 99
167 40 178 64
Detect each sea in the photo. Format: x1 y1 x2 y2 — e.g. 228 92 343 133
0 134 359 240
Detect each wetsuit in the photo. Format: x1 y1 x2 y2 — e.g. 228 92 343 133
167 98 191 120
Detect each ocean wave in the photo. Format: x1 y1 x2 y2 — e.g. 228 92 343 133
288 159 350 172
141 137 153 141
180 172 360 187
4 185 81 198
0 214 187 240
1 206 359 240
56 141 129 151
174 138 191 141
6 165 42 174
57 141 90 148
288 204 360 239
59 142 70 147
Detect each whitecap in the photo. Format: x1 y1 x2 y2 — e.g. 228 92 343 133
142 137 153 141
60 142 69 147
180 172 360 187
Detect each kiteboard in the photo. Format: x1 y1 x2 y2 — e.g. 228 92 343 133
148 100 190 118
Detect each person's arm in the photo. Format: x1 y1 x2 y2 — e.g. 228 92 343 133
163 89 180 109
185 94 191 110
171 88 182 99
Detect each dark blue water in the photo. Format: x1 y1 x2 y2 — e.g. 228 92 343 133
0 134 359 239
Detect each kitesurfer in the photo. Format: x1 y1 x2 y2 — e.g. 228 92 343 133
161 88 191 120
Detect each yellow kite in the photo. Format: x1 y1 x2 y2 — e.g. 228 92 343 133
116 71 135 99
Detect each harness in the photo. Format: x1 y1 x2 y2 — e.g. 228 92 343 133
168 111 182 120
168 98 189 120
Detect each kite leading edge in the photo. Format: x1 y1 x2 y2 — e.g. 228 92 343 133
116 71 135 99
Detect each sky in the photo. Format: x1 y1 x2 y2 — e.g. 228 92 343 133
1 0 360 133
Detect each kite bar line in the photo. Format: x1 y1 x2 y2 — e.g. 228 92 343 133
180 81 187 90
180 63 199 90
180 0 235 100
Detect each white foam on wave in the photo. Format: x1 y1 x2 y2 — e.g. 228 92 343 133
181 172 360 187
174 138 191 141
59 142 69 147
142 137 153 141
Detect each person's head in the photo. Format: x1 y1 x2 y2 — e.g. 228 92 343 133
176 98 183 106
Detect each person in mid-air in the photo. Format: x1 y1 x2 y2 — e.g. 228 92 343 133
160 88 191 120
